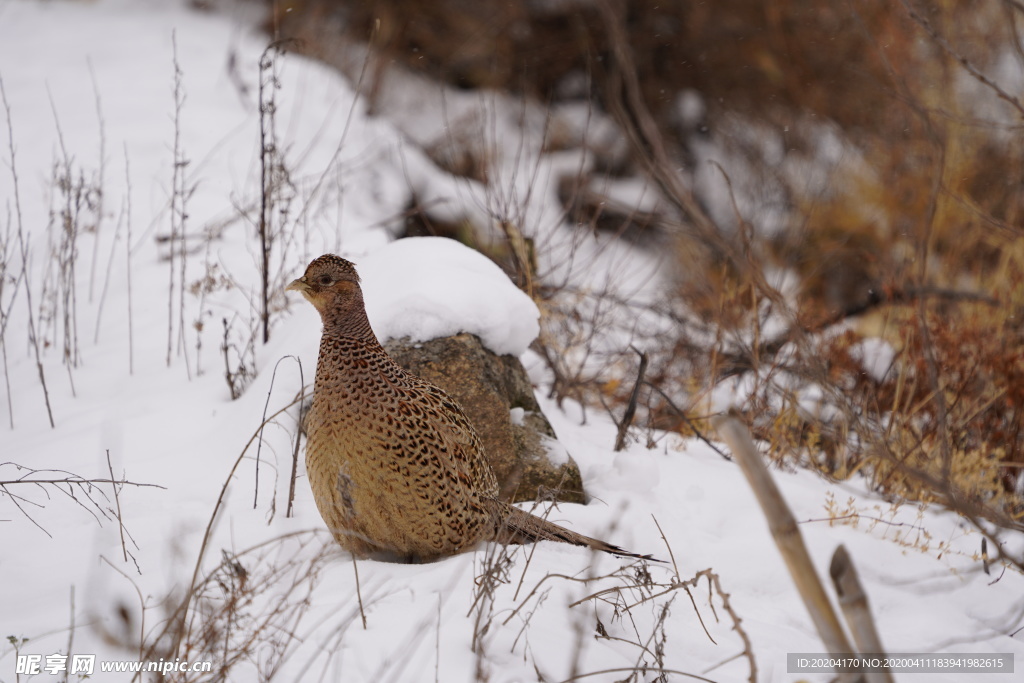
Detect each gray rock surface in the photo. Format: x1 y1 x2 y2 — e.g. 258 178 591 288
385 333 587 504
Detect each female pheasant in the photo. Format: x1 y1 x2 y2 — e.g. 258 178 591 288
287 254 654 562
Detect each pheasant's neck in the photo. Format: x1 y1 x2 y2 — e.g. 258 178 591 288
320 290 380 345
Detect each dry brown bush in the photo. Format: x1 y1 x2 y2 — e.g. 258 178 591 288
262 0 1024 558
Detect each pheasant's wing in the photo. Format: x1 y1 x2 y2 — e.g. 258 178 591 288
374 374 498 544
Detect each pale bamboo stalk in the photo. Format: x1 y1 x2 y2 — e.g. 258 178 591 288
831 545 895 683
712 412 859 678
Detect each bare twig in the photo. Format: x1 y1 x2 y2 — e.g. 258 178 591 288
168 30 193 379
651 515 680 582
221 314 258 399
717 285 998 379
97 555 147 659
254 355 304 513
86 58 107 303
46 86 83 382
643 381 731 461
15 225 55 428
255 38 300 345
93 194 124 344
63 585 76 683
2 78 55 427
900 0 1024 121
163 392 306 659
699 569 756 682
105 449 132 568
124 144 134 374
257 42 278 345
558 668 716 683
594 0 723 250
352 554 367 629
0 462 162 539
613 348 647 451
287 359 305 518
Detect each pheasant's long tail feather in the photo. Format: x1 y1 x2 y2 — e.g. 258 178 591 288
496 503 665 562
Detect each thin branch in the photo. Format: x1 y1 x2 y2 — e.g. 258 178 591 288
287 358 305 518
105 449 132 567
124 144 134 374
613 348 647 451
717 285 998 379
901 0 1024 120
1 77 54 427
255 355 305 512
164 392 306 659
643 381 731 461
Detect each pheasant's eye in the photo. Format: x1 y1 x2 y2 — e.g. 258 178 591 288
318 274 333 286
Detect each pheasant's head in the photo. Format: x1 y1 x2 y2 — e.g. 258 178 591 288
286 254 362 318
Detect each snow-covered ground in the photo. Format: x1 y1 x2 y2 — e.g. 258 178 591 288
1 1 1021 681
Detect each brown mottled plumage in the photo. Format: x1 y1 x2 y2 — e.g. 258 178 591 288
287 254 655 563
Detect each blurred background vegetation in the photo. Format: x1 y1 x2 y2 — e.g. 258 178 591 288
252 0 1023 554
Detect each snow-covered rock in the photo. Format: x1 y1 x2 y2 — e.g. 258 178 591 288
359 236 539 356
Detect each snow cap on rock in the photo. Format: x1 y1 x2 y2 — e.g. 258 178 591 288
358 236 540 356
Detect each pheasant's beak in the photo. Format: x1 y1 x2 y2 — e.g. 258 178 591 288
286 277 309 293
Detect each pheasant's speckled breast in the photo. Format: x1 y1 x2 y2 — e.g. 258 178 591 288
305 333 499 561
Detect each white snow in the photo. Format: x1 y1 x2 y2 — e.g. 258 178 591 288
0 2 1021 682
539 432 571 467
357 236 540 356
852 337 897 383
